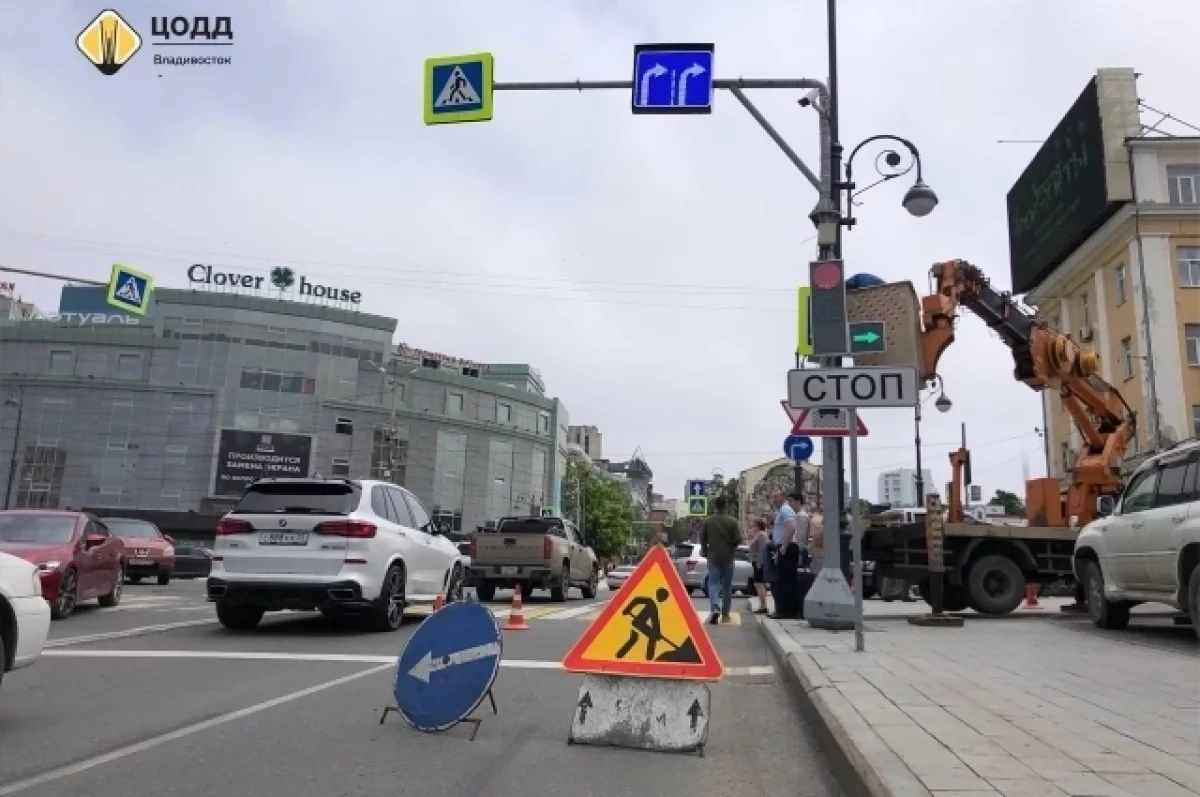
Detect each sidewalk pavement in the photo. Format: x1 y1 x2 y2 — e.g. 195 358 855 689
759 612 1199 797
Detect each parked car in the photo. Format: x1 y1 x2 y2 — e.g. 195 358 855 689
1074 439 1200 639
0 510 124 619
100 517 175 585
672 542 753 597
207 478 467 632
0 550 51 691
172 545 213 579
606 564 635 592
466 516 599 602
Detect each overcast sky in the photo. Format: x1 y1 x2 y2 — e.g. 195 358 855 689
2 0 1196 505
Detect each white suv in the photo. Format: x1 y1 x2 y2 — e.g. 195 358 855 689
1074 440 1200 638
207 478 467 632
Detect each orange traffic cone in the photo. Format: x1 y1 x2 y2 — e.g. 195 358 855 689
433 593 445 612
504 584 530 631
1023 584 1042 610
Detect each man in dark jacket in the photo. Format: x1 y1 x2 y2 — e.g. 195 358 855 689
701 496 741 625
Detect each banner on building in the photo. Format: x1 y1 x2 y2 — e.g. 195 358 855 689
214 430 313 496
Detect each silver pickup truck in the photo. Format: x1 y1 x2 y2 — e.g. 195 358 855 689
466 516 599 602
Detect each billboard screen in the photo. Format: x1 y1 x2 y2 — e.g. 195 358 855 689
1005 76 1121 295
214 430 313 497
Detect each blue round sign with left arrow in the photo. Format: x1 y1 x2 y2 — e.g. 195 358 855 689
393 601 503 732
783 434 814 462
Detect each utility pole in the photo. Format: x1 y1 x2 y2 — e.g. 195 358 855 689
3 386 25 510
377 364 419 479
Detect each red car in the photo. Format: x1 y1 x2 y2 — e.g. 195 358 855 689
101 517 176 585
0 510 125 619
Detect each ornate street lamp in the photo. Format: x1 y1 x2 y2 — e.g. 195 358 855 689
838 134 939 228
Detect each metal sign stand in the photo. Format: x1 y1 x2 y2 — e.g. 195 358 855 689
908 495 964 628
380 690 498 741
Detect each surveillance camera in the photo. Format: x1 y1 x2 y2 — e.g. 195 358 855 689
798 88 820 108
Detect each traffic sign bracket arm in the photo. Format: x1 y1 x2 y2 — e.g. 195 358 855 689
491 77 828 193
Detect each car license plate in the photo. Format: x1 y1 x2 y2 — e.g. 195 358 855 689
130 557 150 564
500 566 519 576
259 531 309 546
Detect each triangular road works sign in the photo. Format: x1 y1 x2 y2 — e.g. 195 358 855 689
789 407 869 438
562 545 723 681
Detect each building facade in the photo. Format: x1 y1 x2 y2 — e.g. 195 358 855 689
1028 137 1200 476
0 286 570 535
567 424 603 460
877 468 934 508
738 456 821 532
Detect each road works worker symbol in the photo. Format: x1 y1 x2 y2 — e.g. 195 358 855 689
77 10 142 76
562 545 723 681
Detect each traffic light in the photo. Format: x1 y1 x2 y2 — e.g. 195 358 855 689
809 259 849 356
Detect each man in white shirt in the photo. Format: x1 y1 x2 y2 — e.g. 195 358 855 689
768 489 804 619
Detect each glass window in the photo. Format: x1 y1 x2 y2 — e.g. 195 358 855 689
1153 460 1192 508
538 412 550 433
433 430 467 513
233 482 359 515
1114 264 1126 306
331 457 350 477
497 402 512 423
335 417 353 435
116 352 142 378
403 490 431 530
1178 247 1200 288
103 518 161 538
1079 293 1090 329
240 368 263 389
1186 325 1200 367
386 487 415 527
1167 165 1200 204
1120 337 1134 380
1193 405 1200 437
48 350 73 375
370 486 397 523
0 513 76 543
446 392 464 414
261 370 282 392
1119 469 1158 514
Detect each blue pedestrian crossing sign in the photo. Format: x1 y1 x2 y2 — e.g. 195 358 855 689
424 52 494 125
686 479 707 498
105 263 152 315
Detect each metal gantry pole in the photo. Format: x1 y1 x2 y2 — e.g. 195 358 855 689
848 407 864 652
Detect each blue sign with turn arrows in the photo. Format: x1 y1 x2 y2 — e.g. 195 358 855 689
783 434 814 462
393 601 502 732
631 43 715 114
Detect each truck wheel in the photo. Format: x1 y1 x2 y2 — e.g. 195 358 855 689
1083 561 1131 630
965 555 1025 616
475 583 496 602
581 569 598 600
1189 566 1200 642
551 565 569 602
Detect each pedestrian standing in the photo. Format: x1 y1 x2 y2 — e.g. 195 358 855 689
746 518 770 614
767 488 804 620
701 495 741 625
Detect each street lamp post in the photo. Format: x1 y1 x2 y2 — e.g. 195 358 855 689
374 364 421 479
914 377 953 506
3 388 25 510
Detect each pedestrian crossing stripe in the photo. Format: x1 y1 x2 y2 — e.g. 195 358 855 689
105 263 153 315
434 66 481 108
423 52 494 126
561 545 723 681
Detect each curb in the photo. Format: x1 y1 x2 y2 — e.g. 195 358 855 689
756 616 931 797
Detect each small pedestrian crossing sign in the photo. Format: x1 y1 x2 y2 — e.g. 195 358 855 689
687 497 707 517
105 263 153 315
424 52 494 125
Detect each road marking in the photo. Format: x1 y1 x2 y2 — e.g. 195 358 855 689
0 663 393 796
45 618 217 648
540 603 601 620
39 649 775 676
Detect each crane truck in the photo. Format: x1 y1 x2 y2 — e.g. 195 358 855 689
862 259 1137 615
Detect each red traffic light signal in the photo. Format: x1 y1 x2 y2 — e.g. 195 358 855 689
812 260 842 290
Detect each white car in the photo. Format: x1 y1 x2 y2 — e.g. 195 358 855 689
606 564 635 592
1074 440 1200 639
207 478 467 632
0 550 52 690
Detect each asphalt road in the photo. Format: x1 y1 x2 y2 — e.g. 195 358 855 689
1 581 845 797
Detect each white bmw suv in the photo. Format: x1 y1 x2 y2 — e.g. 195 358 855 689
207 478 467 632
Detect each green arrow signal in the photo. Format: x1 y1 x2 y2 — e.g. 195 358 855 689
852 330 881 344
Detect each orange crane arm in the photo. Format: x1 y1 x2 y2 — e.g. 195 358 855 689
919 259 1136 525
